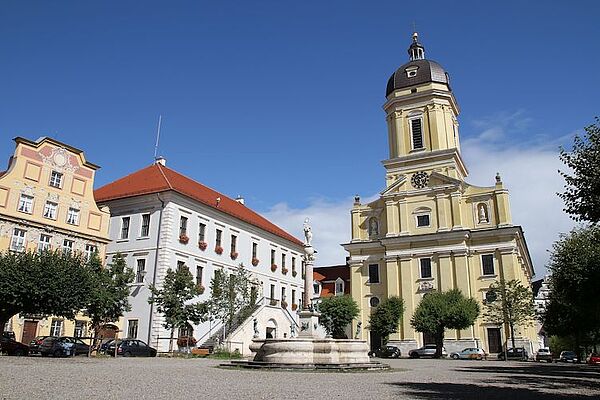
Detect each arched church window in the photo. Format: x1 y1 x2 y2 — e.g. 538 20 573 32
368 217 379 237
477 203 489 224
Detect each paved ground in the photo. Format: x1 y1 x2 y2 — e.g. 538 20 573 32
1 356 599 399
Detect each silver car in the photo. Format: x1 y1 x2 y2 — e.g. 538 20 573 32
409 344 448 358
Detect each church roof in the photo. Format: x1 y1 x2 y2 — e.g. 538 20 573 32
386 59 450 97
94 163 303 246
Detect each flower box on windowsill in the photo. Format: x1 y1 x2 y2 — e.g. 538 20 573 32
215 246 223 255
198 241 208 251
271 264 277 272
230 252 238 260
269 298 278 306
281 301 288 309
291 303 298 311
282 267 288 275
196 284 205 294
179 235 189 244
251 258 259 267
292 270 297 277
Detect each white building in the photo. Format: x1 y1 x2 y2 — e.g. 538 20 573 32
95 158 305 353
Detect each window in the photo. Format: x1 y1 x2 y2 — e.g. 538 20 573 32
43 201 58 219
230 235 237 254
49 171 63 188
292 289 296 305
252 242 258 259
215 229 222 247
281 287 286 303
292 257 296 272
179 216 188 237
271 249 276 265
416 214 430 227
85 244 97 260
482 254 495 276
136 259 146 284
74 320 85 338
411 118 424 149
127 320 139 339
120 217 130 239
198 223 206 242
370 297 380 307
10 228 26 252
313 282 320 294
140 214 150 237
420 258 432 279
335 278 345 295
66 208 80 225
281 254 286 269
50 319 62 336
270 284 275 300
368 264 380 284
196 265 203 286
177 260 185 271
38 234 52 253
62 239 74 254
17 194 33 213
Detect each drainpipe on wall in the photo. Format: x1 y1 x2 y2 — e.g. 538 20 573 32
147 193 165 344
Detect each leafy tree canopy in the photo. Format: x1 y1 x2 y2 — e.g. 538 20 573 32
411 289 480 357
559 117 600 223
0 250 95 331
319 295 359 339
483 279 535 349
368 296 405 345
208 263 255 332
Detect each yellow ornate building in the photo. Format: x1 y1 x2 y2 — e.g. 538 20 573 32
343 34 537 355
0 137 110 344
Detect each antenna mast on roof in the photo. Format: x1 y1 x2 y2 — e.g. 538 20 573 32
153 115 162 161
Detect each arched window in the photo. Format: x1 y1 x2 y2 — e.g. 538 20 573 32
335 278 345 296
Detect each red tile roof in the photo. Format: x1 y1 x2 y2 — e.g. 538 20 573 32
94 163 303 246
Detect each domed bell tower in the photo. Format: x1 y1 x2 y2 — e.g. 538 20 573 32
383 33 467 186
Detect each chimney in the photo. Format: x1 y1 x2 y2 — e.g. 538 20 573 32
235 195 245 205
155 156 166 166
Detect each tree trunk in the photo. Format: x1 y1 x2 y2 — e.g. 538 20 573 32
169 328 174 354
435 331 445 358
509 322 516 349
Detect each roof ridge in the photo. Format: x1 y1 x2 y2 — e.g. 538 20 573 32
156 164 173 190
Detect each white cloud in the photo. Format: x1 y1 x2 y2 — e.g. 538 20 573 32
263 112 576 278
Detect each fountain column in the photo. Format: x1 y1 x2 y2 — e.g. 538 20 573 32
298 218 320 338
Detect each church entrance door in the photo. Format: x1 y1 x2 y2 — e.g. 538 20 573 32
487 328 502 353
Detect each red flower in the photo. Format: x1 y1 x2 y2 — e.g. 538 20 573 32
197 284 205 294
271 264 277 272
251 258 259 266
179 235 189 244
282 267 288 275
230 252 238 260
215 246 224 255
198 241 208 251
291 303 298 311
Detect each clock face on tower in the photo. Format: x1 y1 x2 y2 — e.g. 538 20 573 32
411 171 429 189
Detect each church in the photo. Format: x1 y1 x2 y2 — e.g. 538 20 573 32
343 33 537 355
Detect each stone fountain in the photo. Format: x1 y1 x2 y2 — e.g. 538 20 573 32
224 219 387 370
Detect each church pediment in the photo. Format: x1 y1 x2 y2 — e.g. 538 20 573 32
428 171 463 189
380 175 408 196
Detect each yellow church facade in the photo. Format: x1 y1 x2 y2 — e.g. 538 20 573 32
343 34 537 355
0 137 110 345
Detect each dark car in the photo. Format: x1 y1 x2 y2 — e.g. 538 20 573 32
498 347 529 361
0 336 29 356
29 336 51 355
409 344 447 358
104 339 157 357
558 351 578 363
369 345 401 358
40 336 90 357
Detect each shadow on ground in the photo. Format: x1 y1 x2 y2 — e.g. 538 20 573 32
387 363 600 399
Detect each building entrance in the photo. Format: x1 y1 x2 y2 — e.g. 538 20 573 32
487 328 502 353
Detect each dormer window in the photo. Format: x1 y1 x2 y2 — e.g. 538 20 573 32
405 66 419 78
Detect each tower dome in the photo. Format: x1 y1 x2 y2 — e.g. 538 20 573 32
386 33 450 97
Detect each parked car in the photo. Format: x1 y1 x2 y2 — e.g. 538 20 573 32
1 331 16 341
369 345 401 358
0 336 29 356
586 353 600 365
535 348 553 363
450 348 486 360
103 339 157 357
40 336 90 357
409 344 447 358
497 347 529 361
558 351 578 363
29 336 51 355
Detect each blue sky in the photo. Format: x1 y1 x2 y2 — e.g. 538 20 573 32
1 1 598 272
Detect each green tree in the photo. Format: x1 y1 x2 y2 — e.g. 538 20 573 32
208 263 255 335
148 264 207 353
543 226 600 360
85 253 134 346
369 296 405 346
319 295 359 339
483 279 536 350
0 250 94 331
411 289 480 358
559 117 600 223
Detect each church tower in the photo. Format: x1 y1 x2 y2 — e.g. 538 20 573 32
344 34 538 356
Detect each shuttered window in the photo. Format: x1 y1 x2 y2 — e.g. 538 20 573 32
411 118 424 149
